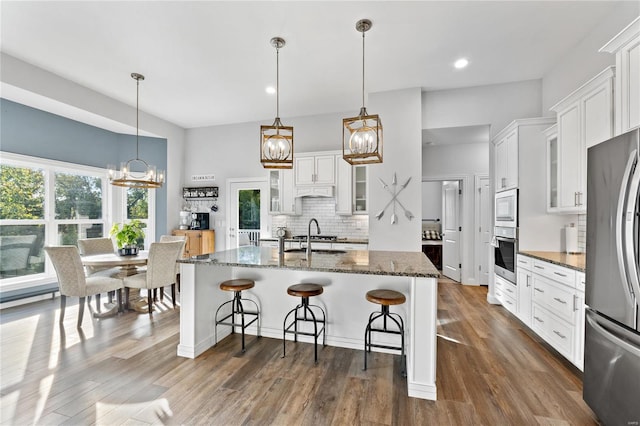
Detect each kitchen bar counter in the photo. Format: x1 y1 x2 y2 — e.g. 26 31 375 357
178 246 438 401
519 250 586 272
179 246 439 278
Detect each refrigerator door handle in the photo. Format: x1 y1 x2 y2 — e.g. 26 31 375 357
587 310 640 357
615 150 637 301
623 155 640 325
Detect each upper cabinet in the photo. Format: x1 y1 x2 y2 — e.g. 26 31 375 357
493 126 518 192
268 169 301 215
294 153 336 197
295 154 335 186
548 67 614 214
600 17 640 135
336 157 368 216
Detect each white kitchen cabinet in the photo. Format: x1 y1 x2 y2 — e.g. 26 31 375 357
268 169 301 215
544 125 559 210
549 67 614 213
600 17 640 135
295 154 335 186
493 126 518 192
353 165 368 214
516 255 533 327
494 275 517 315
336 156 368 215
518 254 585 370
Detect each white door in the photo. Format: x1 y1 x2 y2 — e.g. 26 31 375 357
227 179 268 249
477 177 491 285
442 181 461 282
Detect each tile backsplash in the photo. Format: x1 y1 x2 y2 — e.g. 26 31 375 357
270 197 369 239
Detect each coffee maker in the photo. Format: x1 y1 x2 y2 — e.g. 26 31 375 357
190 212 210 230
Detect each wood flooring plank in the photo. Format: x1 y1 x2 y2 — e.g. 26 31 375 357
0 280 598 425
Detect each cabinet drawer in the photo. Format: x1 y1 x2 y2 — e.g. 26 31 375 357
576 271 586 292
337 243 368 251
532 275 576 323
495 276 517 314
532 259 576 288
532 304 574 359
516 255 533 270
495 288 517 315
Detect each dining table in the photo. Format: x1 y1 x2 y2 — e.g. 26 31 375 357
81 251 150 315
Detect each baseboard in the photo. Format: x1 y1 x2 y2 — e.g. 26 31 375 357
487 294 501 304
407 382 437 401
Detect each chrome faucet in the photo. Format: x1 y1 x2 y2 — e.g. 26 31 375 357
307 218 321 258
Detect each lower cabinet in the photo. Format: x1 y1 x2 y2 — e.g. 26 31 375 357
495 275 517 315
515 254 584 370
171 229 215 257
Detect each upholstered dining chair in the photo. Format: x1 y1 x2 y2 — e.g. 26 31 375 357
77 237 118 307
44 246 124 328
123 241 184 314
158 235 187 301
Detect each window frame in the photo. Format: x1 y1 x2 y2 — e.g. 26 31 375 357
0 152 116 290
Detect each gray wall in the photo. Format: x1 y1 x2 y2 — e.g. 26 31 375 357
0 98 168 239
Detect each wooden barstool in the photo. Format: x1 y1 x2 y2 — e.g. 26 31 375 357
282 283 326 363
214 278 260 352
363 289 406 376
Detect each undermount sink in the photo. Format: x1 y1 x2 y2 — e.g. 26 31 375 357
284 248 347 254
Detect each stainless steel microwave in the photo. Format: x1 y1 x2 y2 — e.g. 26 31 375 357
495 188 518 228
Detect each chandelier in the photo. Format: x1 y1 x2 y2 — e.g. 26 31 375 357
260 37 294 169
343 19 383 165
108 73 164 189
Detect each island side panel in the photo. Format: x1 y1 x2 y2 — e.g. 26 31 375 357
407 276 438 400
177 263 233 358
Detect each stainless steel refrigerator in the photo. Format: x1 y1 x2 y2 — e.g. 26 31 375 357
584 128 640 425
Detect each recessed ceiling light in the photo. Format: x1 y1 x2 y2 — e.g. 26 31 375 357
454 58 469 69
265 86 276 94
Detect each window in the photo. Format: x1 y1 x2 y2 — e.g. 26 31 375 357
0 153 108 288
125 187 151 249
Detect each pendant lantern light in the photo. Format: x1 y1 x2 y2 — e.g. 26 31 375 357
108 73 164 188
260 37 294 169
343 19 383 165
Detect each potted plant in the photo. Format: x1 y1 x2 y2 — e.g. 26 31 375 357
110 220 146 256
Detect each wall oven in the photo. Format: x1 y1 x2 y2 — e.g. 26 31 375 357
494 226 517 283
495 188 518 228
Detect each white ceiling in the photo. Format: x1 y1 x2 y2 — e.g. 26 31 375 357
0 1 625 130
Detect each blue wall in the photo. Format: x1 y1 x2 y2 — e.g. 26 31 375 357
0 98 168 239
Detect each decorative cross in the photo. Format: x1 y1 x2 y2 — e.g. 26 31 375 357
375 173 414 224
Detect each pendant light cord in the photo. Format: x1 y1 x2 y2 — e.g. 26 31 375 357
276 45 280 121
136 76 140 160
362 30 366 109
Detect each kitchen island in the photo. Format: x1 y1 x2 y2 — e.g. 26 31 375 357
177 246 439 400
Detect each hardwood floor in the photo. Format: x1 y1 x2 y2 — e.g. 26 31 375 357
0 279 597 425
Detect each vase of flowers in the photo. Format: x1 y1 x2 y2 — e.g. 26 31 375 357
110 220 145 256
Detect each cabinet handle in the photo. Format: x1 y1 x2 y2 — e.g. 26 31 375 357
501 177 506 188
554 272 567 277
534 287 544 293
506 300 513 305
534 265 544 270
577 191 583 206
518 260 527 264
573 294 579 312
553 297 567 305
534 316 544 323
553 330 566 339
506 287 514 294
526 275 531 287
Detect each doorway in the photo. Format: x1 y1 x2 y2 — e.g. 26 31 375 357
227 178 268 249
442 181 461 282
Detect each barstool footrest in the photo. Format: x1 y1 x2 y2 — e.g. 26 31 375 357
367 342 403 352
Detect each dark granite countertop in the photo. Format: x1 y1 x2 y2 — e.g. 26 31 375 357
179 246 439 278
